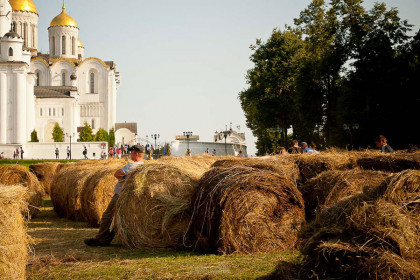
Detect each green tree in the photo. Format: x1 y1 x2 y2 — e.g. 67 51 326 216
95 128 109 141
239 29 305 154
108 127 115 148
30 129 39 142
52 123 64 142
79 122 94 142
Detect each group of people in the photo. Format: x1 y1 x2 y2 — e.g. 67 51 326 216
282 140 320 155
13 147 24 159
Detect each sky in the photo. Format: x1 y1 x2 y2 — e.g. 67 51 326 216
35 0 420 155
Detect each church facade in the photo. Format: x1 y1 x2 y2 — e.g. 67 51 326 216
0 0 120 144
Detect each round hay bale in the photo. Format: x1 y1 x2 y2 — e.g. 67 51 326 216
301 169 389 221
0 185 29 280
29 162 63 196
80 161 127 226
212 156 300 182
0 165 43 218
299 169 420 279
289 153 356 184
356 151 420 172
189 166 305 254
50 160 127 221
114 158 211 249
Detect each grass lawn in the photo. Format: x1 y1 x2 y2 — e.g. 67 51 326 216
0 159 77 168
27 199 302 280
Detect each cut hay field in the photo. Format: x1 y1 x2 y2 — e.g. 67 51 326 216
26 198 302 280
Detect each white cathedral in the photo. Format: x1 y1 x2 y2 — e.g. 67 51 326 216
0 0 120 144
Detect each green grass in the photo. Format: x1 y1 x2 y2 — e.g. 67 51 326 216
27 199 302 279
0 159 77 168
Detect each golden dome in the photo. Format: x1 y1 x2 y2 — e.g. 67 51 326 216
49 4 78 28
9 0 38 14
77 38 84 48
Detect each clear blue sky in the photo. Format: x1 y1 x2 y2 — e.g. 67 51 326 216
35 0 419 155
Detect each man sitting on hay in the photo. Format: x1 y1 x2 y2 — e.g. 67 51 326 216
84 144 145 247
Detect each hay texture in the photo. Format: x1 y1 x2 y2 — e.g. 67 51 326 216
288 153 356 184
299 169 420 279
357 151 420 172
115 157 213 249
80 161 127 226
0 185 29 280
29 162 63 196
50 160 127 222
301 169 389 221
0 165 43 218
189 166 305 254
213 156 300 182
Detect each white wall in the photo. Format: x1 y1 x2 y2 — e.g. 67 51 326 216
170 140 247 157
0 142 108 160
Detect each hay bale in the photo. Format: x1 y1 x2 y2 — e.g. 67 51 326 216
212 156 300 182
189 166 305 254
80 161 127 226
29 162 63 196
301 169 389 221
0 185 29 280
357 151 420 172
0 165 43 218
50 160 127 221
299 169 420 279
114 157 212 249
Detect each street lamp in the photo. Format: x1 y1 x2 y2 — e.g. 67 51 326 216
65 133 75 160
183 131 193 153
151 134 160 149
269 127 283 154
222 125 232 156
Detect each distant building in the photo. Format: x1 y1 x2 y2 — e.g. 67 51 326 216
115 122 138 147
170 128 247 157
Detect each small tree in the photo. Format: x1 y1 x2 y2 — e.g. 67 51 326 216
30 129 39 142
79 122 94 142
52 123 64 142
108 127 115 148
95 128 109 141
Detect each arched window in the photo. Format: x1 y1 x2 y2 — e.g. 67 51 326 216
90 72 95 93
32 26 35 48
23 23 27 45
49 108 51 116
52 36 55 56
61 72 66 86
72 37 76 55
91 119 95 129
12 22 16 32
36 72 40 86
62 36 66 55
40 108 42 116
8 47 13 56
53 108 56 116
62 108 64 116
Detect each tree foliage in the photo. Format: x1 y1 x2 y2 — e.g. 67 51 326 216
240 0 417 154
30 129 39 142
95 128 109 142
108 128 115 148
79 122 94 142
52 123 64 142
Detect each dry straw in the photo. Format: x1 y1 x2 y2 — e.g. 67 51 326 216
299 169 420 279
50 159 127 222
301 169 389 221
0 165 43 218
188 165 305 254
0 185 29 280
357 151 420 172
29 162 63 196
114 156 214 249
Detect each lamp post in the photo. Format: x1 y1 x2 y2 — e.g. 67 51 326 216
343 123 359 150
269 127 283 154
65 133 74 160
183 131 193 153
151 134 160 149
222 125 232 156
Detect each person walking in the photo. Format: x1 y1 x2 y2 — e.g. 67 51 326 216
55 148 59 159
84 145 145 247
117 148 122 159
83 147 88 159
20 147 24 159
66 146 71 159
109 148 114 158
